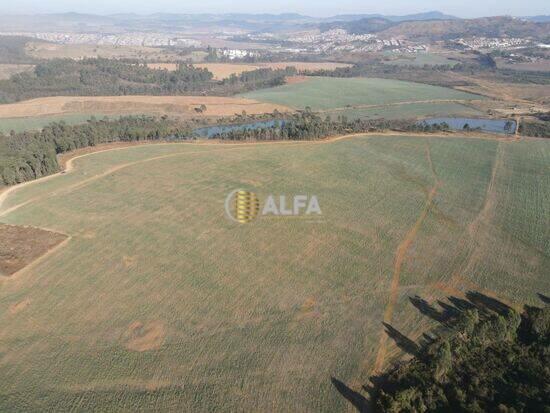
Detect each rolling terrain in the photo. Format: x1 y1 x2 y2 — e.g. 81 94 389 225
0 134 548 411
239 77 484 111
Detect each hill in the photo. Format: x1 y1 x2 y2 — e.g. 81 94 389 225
381 16 550 41
322 16 550 41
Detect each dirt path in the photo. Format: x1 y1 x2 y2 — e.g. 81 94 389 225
371 143 441 374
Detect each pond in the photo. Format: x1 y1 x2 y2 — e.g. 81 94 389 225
420 117 516 134
193 120 284 138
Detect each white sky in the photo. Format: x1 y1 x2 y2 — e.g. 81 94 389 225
0 0 548 18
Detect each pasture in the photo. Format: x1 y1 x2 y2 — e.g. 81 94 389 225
25 42 198 62
0 96 291 120
0 135 548 411
239 77 484 110
325 102 483 121
382 52 458 67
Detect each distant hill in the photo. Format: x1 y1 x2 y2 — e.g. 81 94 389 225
525 15 550 23
320 18 397 34
327 11 458 23
322 15 550 41
380 16 550 41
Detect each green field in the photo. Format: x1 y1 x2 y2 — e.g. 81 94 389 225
239 77 483 110
382 52 459 67
0 114 112 133
326 102 483 121
0 136 548 411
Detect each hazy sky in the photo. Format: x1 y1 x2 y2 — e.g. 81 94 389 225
1 0 548 18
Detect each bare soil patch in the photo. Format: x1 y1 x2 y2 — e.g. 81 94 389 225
0 96 291 119
123 321 166 352
9 298 31 314
285 75 310 85
0 223 67 277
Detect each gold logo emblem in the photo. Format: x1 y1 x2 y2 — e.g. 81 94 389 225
225 190 260 223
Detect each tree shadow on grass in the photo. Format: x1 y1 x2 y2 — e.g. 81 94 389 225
333 290 521 412
331 377 369 413
537 293 550 305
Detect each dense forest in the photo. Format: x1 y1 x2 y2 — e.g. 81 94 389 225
0 58 297 103
370 294 549 412
0 116 192 185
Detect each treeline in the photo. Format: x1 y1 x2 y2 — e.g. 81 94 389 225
372 295 549 412
219 66 297 93
303 59 550 86
518 119 550 138
0 58 298 103
0 116 191 185
209 111 443 141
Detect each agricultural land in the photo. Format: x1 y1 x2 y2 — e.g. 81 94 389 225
0 134 548 411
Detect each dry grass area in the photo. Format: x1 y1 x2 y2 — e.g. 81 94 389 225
24 42 196 61
0 223 67 276
148 62 352 80
0 96 291 119
0 64 34 80
0 136 547 410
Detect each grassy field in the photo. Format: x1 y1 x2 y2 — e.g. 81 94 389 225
0 96 291 120
326 102 483 121
0 113 112 133
25 42 201 62
0 135 548 411
239 77 484 110
382 52 459 67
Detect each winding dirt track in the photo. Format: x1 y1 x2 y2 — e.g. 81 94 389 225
371 143 441 374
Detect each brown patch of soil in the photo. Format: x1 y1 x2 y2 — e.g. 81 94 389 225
285 75 310 85
9 298 31 314
0 224 68 277
123 321 166 352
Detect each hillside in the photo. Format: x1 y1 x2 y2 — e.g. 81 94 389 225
322 16 550 41
381 16 550 41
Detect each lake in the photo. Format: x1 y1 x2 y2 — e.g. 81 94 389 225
194 120 284 138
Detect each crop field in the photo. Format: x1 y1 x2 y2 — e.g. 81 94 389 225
325 102 483 121
0 135 548 411
0 96 291 120
239 77 484 110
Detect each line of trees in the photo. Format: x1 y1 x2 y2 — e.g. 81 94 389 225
210 111 448 141
0 116 192 185
0 111 456 186
0 58 298 103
